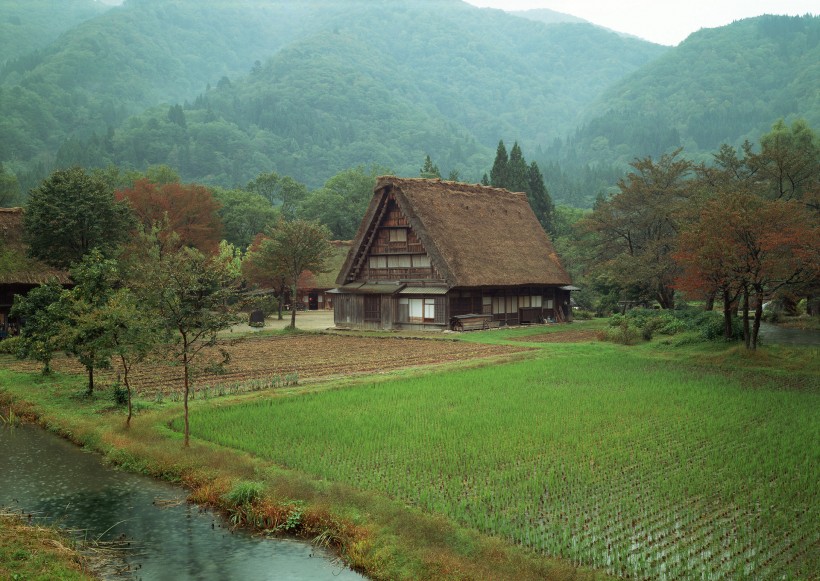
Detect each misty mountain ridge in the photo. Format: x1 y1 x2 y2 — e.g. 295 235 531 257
0 1 816 208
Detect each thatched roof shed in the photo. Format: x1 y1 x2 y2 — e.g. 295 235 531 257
297 240 352 290
0 208 70 285
337 177 571 288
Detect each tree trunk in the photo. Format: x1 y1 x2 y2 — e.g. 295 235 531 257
122 359 132 428
722 288 734 340
182 338 190 448
751 287 764 350
277 292 284 320
86 365 94 397
290 285 298 329
742 287 751 349
657 284 675 310
704 290 716 311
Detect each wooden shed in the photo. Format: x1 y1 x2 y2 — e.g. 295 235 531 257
332 177 573 331
0 208 70 337
296 240 352 311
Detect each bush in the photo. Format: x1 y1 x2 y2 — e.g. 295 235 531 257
223 481 264 506
573 309 595 320
605 307 742 344
112 381 129 406
606 320 642 345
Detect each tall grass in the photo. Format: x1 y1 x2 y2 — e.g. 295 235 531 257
184 344 819 579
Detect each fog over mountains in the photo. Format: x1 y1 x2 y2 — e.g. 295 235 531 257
1 1 817 206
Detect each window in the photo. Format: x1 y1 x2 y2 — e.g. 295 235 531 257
531 295 542 308
389 229 407 242
369 256 386 269
411 255 431 267
546 299 554 309
364 296 381 322
387 255 411 268
399 297 437 323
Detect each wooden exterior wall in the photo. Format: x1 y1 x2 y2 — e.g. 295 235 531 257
334 286 572 331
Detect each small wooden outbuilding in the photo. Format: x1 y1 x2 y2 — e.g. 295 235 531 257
295 240 352 311
332 177 573 331
0 208 70 337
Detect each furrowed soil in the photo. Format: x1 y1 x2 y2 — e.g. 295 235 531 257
7 334 528 394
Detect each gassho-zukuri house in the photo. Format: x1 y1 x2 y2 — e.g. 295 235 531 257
331 176 576 331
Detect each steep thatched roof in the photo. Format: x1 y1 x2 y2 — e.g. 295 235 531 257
0 208 70 285
298 240 352 290
338 177 571 288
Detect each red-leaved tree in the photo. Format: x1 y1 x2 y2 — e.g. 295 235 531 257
676 190 819 348
116 179 223 255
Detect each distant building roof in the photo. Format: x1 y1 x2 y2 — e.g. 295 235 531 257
297 240 352 291
0 208 70 285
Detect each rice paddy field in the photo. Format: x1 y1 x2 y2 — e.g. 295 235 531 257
184 340 819 580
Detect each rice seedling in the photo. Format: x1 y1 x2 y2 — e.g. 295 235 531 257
179 344 817 579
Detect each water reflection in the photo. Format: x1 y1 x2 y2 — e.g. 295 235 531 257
0 424 364 580
758 322 820 346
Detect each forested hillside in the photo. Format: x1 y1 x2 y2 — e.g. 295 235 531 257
0 0 665 192
1 3 817 207
0 0 108 64
547 15 820 170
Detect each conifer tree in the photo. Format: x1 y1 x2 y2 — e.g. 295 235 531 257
506 141 530 193
420 155 441 179
527 161 555 234
490 140 508 188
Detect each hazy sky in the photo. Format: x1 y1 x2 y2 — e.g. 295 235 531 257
463 0 818 45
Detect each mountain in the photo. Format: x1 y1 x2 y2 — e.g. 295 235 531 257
0 0 109 65
0 0 666 191
548 15 820 171
509 8 589 26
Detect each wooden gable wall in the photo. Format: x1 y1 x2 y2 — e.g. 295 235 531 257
353 196 444 283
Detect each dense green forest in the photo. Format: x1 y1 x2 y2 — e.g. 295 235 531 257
0 0 108 64
548 15 820 168
0 2 817 207
0 0 664 195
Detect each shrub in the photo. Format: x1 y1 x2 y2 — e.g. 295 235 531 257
223 480 264 506
112 381 129 406
606 320 642 345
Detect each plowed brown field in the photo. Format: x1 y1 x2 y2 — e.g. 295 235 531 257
8 334 527 394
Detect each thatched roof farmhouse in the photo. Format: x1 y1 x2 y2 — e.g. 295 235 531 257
0 208 70 336
333 177 574 331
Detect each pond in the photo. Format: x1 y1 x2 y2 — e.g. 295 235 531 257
0 423 365 580
758 322 820 346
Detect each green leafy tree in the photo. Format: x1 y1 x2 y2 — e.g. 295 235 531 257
578 149 694 309
8 281 66 374
246 172 308 221
24 167 133 268
751 118 819 207
298 165 387 239
57 250 121 396
242 232 291 321
127 225 241 446
103 287 163 426
249 220 332 329
211 187 280 250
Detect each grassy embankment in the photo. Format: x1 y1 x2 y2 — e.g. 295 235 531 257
0 512 95 581
1 321 817 579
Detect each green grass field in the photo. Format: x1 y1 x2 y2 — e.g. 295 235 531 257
184 339 819 579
